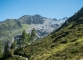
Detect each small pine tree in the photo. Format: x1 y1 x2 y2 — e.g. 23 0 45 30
4 42 9 53
20 30 27 44
3 42 10 58
3 41 15 58
26 33 31 43
21 30 27 41
10 41 16 49
19 30 31 45
30 28 36 42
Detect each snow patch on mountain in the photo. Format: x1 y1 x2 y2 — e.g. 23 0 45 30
26 18 67 39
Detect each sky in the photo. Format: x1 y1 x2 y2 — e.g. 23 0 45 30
0 0 83 21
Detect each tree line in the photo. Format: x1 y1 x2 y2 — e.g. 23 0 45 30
0 28 37 59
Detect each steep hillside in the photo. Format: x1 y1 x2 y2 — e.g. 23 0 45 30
0 14 67 60
0 19 22 40
14 7 83 60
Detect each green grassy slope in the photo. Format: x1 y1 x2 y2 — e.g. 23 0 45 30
0 19 29 41
1 7 83 60
0 19 22 40
13 7 83 60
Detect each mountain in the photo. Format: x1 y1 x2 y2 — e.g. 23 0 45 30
0 19 22 40
19 14 44 24
13 7 83 60
26 18 67 40
0 14 67 60
0 14 67 41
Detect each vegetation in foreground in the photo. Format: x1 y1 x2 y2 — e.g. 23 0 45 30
14 7 83 60
0 7 83 60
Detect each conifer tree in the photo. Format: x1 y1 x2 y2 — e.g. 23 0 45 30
30 28 36 42
20 30 27 44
